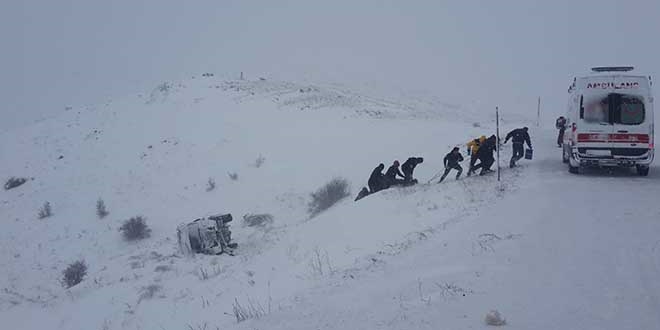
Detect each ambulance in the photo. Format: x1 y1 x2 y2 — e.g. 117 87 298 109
563 67 654 175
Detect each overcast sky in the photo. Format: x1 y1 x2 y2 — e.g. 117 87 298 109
2 0 659 130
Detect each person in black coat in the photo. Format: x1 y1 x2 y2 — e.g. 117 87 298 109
556 117 567 148
384 160 405 187
438 147 464 183
473 135 497 175
401 157 423 183
367 163 386 193
504 127 532 168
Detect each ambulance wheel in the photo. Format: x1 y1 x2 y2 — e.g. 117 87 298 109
568 163 579 174
636 165 649 176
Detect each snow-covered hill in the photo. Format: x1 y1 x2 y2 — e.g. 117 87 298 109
2 76 659 330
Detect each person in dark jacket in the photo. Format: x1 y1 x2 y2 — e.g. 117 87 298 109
438 147 464 183
401 157 424 183
556 116 567 148
385 160 405 187
472 135 497 175
367 163 386 193
504 127 532 168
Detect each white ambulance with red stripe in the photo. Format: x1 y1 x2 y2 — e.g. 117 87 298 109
563 66 654 175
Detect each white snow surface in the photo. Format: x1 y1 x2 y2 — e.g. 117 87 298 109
1 76 660 330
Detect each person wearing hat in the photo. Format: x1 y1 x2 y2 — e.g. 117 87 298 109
384 160 405 188
466 135 487 176
504 127 532 168
438 147 464 183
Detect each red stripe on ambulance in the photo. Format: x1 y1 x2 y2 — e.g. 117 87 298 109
577 133 649 143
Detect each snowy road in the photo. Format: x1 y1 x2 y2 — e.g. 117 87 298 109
242 128 660 330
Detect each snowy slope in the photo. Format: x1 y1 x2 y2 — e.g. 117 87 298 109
1 76 659 330
239 135 660 330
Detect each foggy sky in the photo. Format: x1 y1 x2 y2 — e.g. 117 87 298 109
2 0 659 131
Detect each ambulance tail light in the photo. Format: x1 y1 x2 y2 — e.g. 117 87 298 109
651 124 655 150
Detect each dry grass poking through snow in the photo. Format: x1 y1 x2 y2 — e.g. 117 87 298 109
37 201 52 219
205 177 216 191
228 172 239 181
308 177 350 218
96 198 109 219
232 297 267 323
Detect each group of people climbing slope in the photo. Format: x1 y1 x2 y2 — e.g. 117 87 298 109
437 128 532 183
356 127 533 201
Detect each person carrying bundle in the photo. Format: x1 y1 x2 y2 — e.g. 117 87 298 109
504 127 532 168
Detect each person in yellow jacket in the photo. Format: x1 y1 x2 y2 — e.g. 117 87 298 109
466 135 487 176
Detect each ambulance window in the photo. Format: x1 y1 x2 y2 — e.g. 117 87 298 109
613 94 645 125
581 95 610 124
579 95 584 118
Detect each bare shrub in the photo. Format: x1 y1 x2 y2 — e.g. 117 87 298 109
130 261 144 269
96 198 109 219
232 297 266 323
228 172 238 181
196 266 225 280
38 201 52 219
146 82 172 104
137 284 162 303
61 260 87 288
154 265 172 272
435 282 474 300
472 233 522 255
187 324 207 330
485 310 506 326
308 178 350 217
417 279 431 305
308 247 334 277
206 177 216 192
197 267 210 281
4 177 27 190
254 154 265 168
242 213 274 227
119 216 151 241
